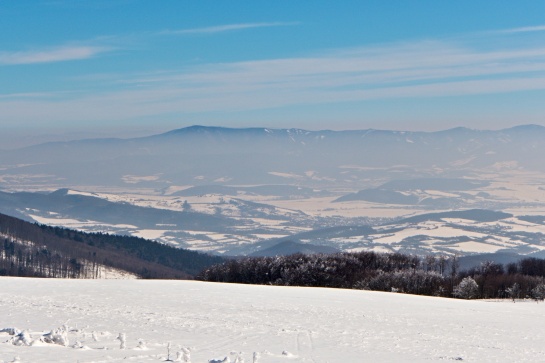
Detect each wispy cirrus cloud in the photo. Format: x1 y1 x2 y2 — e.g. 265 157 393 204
0 92 58 99
0 45 112 65
159 22 299 35
112 39 545 101
0 21 296 65
497 25 545 34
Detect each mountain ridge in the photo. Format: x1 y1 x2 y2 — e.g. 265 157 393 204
3 123 545 192
9 124 545 151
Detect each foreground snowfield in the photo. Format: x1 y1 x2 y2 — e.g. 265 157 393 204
1 278 544 362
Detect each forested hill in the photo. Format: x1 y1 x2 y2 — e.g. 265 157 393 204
0 212 224 279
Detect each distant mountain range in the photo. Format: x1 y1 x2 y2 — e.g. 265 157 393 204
2 124 545 190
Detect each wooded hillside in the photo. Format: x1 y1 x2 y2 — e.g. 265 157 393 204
0 212 224 279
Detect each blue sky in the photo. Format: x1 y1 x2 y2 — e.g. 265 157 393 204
1 0 545 146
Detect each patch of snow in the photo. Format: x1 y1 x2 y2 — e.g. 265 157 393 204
372 222 487 244
131 229 168 240
447 241 506 254
267 171 304 180
122 174 161 184
66 190 98 197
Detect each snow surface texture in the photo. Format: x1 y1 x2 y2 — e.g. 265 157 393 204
1 278 545 362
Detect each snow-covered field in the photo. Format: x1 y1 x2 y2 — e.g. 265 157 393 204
7 169 545 256
2 278 545 362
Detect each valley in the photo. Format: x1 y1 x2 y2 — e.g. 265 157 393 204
2 126 545 259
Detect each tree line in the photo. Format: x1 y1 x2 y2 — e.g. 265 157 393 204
197 251 545 300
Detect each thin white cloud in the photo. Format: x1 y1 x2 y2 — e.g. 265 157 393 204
114 40 545 95
496 25 545 34
0 45 111 65
160 22 299 35
0 92 56 99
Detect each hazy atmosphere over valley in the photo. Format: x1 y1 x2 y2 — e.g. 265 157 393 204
2 1 545 362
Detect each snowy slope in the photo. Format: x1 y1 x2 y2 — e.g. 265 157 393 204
1 278 545 362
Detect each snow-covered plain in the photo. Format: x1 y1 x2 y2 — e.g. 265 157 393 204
2 278 545 362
